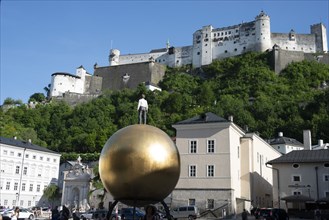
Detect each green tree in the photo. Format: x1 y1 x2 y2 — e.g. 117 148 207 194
43 184 61 207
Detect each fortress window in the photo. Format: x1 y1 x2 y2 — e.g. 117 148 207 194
234 48 237 51
221 32 223 36
243 47 246 50
301 47 304 50
236 29 238 33
205 44 208 46
205 34 208 37
262 23 264 26
229 31 231 34
225 32 227 35
204 38 209 42
197 52 200 55
197 40 201 43
293 47 295 50
225 50 228 53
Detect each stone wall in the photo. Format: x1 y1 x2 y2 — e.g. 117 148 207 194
95 61 166 91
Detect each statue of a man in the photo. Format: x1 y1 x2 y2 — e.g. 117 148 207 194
137 94 148 124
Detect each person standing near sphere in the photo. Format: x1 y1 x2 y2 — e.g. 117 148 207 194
137 94 148 124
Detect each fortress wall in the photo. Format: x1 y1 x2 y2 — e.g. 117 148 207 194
95 62 166 91
52 93 100 106
149 62 166 83
118 51 167 65
271 33 316 53
89 76 103 94
272 49 305 73
83 75 102 94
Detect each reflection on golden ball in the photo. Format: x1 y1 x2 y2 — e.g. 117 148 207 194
99 124 180 207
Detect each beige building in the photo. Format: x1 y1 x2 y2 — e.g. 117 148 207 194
266 149 329 210
171 112 281 215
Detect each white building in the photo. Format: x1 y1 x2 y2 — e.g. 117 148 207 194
0 137 61 208
171 112 281 215
266 149 329 210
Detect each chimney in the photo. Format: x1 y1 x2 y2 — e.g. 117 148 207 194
303 130 312 150
318 139 323 147
278 132 283 137
228 115 233 122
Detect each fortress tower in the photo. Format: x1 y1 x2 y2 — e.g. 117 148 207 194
311 23 328 53
255 11 271 52
109 49 120 66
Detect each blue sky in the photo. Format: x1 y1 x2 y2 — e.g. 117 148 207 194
1 0 328 103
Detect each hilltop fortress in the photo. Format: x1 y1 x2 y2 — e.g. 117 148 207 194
49 11 328 105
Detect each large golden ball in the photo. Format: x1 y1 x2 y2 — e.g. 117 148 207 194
99 124 180 207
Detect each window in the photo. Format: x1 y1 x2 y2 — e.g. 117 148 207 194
23 167 27 175
207 199 214 209
15 166 20 174
293 164 299 168
36 185 41 192
189 165 196 177
28 201 32 207
10 151 14 156
25 154 29 158
207 165 214 177
53 159 57 163
33 155 36 159
188 199 195 206
237 146 240 158
14 182 18 190
324 174 329 182
293 191 301 195
189 140 197 153
47 158 50 162
18 153 22 157
22 183 26 191
324 163 329 168
6 182 10 190
326 192 329 197
40 156 43 161
293 175 301 182
29 184 33 192
207 140 215 153
3 150 7 155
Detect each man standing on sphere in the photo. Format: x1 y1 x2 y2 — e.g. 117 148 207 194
137 94 148 124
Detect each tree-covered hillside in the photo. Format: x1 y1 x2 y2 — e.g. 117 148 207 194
1 52 329 159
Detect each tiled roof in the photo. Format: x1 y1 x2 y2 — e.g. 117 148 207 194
174 112 228 125
267 149 329 164
268 136 304 147
0 136 60 155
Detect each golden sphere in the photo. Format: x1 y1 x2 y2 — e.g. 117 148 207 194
99 124 180 207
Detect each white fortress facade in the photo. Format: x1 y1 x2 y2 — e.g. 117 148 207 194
109 11 327 68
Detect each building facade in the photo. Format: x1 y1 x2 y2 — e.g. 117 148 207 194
266 149 329 210
0 137 61 208
171 112 281 215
